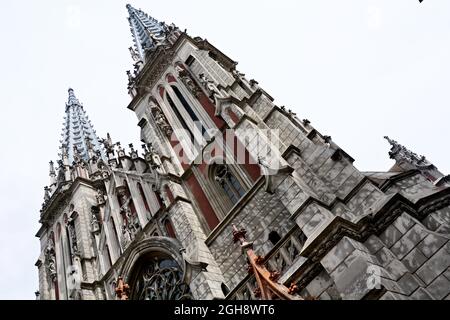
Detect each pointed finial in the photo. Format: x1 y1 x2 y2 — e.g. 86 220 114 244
49 161 56 176
67 88 81 106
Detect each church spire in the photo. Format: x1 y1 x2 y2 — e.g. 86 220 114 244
60 88 104 164
384 136 444 182
126 4 179 62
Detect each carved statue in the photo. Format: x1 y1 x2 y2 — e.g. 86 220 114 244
96 189 106 206
143 142 162 169
198 73 221 101
129 47 140 62
44 240 57 281
149 99 173 138
66 216 79 255
91 207 101 233
99 133 116 154
176 66 202 98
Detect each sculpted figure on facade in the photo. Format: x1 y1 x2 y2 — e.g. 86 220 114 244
198 73 221 101
44 239 57 282
149 98 173 138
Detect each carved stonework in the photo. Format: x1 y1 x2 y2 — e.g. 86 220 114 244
198 73 221 101
96 189 106 206
176 65 202 98
91 207 101 234
117 188 141 245
132 257 192 300
149 98 173 138
44 239 57 282
143 143 162 169
66 216 79 256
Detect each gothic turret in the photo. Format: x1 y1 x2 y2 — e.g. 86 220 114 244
126 4 182 62
60 88 105 164
126 4 170 61
385 136 445 182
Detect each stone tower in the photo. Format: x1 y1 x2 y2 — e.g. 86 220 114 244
36 4 450 300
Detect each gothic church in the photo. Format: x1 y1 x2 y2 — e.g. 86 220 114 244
35 4 450 300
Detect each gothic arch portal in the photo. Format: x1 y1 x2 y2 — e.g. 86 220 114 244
119 237 193 300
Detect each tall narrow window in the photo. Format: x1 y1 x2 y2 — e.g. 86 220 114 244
166 92 193 141
137 183 150 213
171 85 206 135
214 165 246 205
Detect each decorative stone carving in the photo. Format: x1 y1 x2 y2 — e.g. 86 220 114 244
176 65 202 98
117 188 141 245
99 133 117 155
142 143 162 169
96 189 106 206
91 207 101 234
198 73 221 101
129 47 140 62
132 257 192 300
149 99 173 138
66 216 79 256
44 239 57 282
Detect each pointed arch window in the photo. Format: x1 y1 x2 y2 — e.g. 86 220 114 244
171 85 206 136
213 164 246 205
166 92 193 141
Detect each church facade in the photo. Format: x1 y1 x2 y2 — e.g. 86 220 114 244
35 4 450 300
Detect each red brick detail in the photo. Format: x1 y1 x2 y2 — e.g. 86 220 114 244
227 108 240 124
186 174 220 230
167 74 177 83
170 139 189 171
159 86 165 98
164 219 177 239
165 185 175 204
198 94 226 129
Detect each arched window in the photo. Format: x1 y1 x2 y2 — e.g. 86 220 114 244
213 164 246 205
137 182 150 213
166 91 193 141
129 253 191 300
268 231 282 246
171 85 206 135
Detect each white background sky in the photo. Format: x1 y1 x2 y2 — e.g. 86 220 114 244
0 0 448 299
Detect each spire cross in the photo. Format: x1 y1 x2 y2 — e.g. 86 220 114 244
231 225 302 300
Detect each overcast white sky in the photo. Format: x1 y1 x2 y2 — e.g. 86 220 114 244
0 0 449 299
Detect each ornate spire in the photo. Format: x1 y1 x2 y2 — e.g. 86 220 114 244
384 136 430 167
384 136 445 182
67 88 81 107
60 88 105 164
126 4 179 62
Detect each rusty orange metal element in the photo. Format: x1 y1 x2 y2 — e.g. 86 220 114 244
232 225 303 300
115 277 130 300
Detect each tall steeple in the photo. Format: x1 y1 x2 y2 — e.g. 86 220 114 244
126 4 178 62
60 88 104 164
